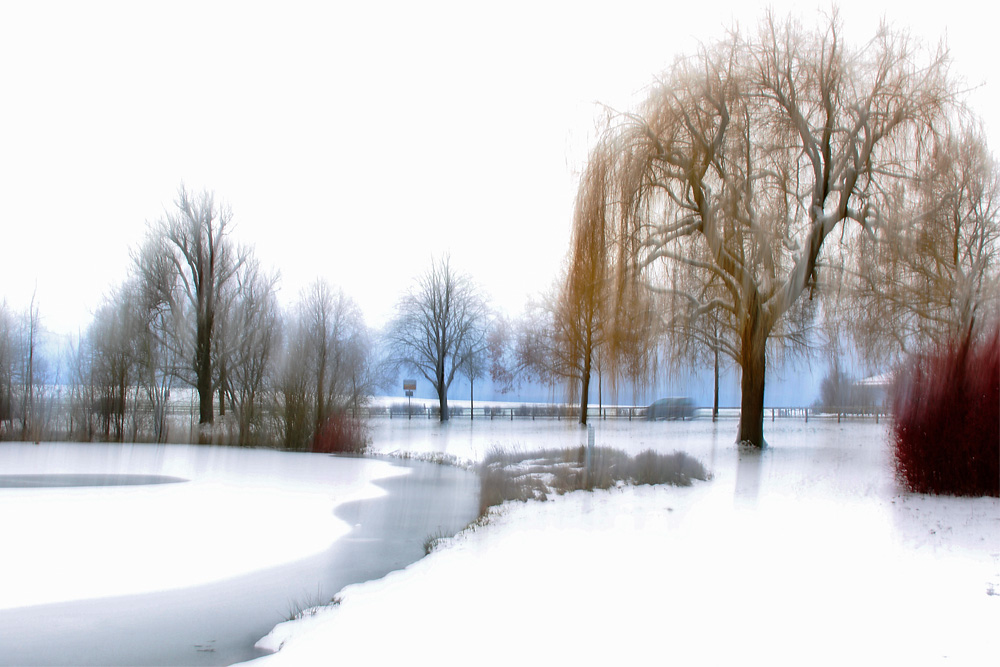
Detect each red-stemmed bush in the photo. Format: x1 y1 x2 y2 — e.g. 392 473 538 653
311 412 369 455
891 325 999 496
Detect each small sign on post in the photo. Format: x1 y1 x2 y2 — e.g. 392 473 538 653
403 380 416 419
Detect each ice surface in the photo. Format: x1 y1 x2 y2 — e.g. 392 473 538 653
0 442 407 611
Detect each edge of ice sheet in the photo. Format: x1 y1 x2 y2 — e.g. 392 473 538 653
0 451 409 610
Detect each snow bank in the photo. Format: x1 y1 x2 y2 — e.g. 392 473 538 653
243 421 1000 665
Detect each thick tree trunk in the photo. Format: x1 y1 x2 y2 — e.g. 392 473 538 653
470 379 474 421
438 391 449 422
315 366 326 439
196 318 214 426
197 371 213 426
579 352 592 425
437 370 449 422
737 315 768 448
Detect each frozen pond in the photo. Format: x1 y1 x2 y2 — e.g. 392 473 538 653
368 414 896 494
0 442 479 665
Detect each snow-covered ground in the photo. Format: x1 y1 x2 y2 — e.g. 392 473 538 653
0 443 408 611
244 418 1000 665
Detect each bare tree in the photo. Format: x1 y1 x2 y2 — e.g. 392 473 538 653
527 281 605 425
69 281 174 443
484 315 519 394
219 257 281 445
511 270 654 425
84 294 142 441
136 186 244 434
277 280 371 447
304 280 368 430
0 303 16 436
136 292 179 444
17 292 44 440
849 125 1000 361
386 256 489 422
132 234 187 442
275 335 312 451
458 340 488 419
573 13 953 447
66 331 95 441
482 311 551 396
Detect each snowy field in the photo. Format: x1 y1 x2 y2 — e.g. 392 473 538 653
245 417 1000 665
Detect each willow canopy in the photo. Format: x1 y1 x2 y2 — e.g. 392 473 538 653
571 13 955 447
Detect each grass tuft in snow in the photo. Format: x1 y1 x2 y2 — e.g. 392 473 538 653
384 450 477 470
284 590 342 623
422 528 453 555
478 446 708 517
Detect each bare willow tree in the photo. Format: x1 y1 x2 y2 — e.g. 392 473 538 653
573 13 953 447
516 278 607 425
386 256 489 422
560 201 611 424
848 125 1000 361
136 186 245 432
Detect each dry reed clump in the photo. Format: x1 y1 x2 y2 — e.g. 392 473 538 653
311 413 369 455
478 445 708 517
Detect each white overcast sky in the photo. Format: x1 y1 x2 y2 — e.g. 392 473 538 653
1 0 997 340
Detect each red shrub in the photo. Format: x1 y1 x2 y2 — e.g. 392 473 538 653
311 413 369 455
891 326 999 496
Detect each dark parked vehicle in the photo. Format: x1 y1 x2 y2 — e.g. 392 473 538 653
646 397 695 421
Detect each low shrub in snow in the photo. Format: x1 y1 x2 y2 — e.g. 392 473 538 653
891 327 999 497
479 446 708 517
311 413 369 455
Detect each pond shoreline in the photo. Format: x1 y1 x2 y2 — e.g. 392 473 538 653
0 446 479 666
